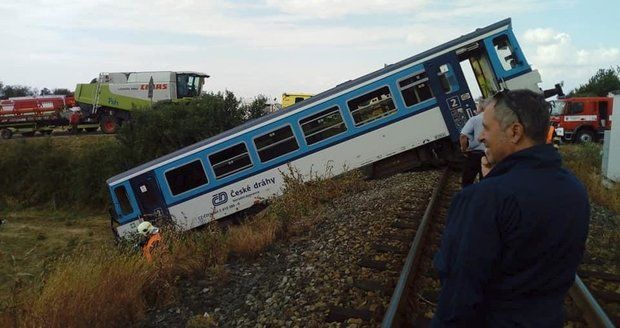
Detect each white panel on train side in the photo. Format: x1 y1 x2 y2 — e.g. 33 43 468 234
168 108 448 231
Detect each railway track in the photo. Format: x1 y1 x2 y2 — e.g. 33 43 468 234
380 167 459 326
374 167 618 328
321 169 445 326
319 167 458 326
567 274 616 327
565 255 619 328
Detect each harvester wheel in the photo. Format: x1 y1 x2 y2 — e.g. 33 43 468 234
0 129 12 140
100 116 119 134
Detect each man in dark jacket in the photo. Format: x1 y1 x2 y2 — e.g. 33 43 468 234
432 89 590 327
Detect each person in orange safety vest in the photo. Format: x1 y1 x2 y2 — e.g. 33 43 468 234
137 221 161 262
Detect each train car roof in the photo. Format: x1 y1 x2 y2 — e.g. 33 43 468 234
107 18 511 185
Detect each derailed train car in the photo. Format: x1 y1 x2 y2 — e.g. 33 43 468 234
107 18 546 238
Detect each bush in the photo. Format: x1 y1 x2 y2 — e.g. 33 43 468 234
0 138 124 210
116 91 248 166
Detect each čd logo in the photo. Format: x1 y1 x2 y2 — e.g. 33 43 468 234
212 192 228 206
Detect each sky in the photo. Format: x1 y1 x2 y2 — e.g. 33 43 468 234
0 0 618 102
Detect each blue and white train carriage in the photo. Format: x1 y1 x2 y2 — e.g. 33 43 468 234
108 18 545 238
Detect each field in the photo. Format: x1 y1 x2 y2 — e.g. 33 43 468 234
0 210 112 298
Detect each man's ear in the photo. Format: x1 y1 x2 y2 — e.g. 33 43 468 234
509 123 525 144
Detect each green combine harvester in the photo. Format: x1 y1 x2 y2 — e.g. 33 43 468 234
74 71 209 133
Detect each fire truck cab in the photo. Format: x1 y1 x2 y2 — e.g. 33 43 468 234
550 97 613 143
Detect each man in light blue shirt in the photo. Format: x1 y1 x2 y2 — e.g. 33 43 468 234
459 101 486 187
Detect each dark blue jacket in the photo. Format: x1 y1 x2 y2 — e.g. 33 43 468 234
432 144 589 327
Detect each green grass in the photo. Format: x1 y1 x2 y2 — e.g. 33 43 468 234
0 210 113 298
560 143 620 214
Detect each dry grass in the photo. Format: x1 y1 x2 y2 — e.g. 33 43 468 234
186 313 219 327
3 226 231 327
561 143 620 214
0 211 111 307
223 167 368 257
24 247 150 328
1 167 368 327
152 225 229 284
265 167 369 237
227 217 280 257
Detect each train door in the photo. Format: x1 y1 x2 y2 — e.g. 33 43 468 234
129 172 169 218
111 182 139 224
425 51 478 141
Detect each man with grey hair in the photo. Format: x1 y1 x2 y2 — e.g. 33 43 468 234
432 89 590 327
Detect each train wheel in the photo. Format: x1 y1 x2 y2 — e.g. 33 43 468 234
0 129 12 139
100 116 118 134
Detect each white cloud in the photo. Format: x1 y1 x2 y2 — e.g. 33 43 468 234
264 0 430 19
524 28 557 44
521 28 620 92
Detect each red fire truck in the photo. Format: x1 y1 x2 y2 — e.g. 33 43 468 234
550 96 613 143
0 95 76 139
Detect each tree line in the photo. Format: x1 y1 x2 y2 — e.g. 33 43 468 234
567 66 620 97
0 82 72 99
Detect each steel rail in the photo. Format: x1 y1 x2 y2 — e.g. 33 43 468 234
569 274 615 328
382 167 450 327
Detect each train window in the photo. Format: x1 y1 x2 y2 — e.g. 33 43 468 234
399 71 434 107
254 125 299 162
114 186 132 215
493 35 519 71
209 143 253 179
165 159 208 196
300 106 347 145
347 86 396 126
437 64 458 94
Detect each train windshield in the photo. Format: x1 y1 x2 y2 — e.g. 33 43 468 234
550 101 565 116
176 74 204 98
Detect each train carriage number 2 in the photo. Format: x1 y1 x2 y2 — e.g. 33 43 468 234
448 97 459 109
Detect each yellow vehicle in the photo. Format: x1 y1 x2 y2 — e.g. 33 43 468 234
282 93 313 109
